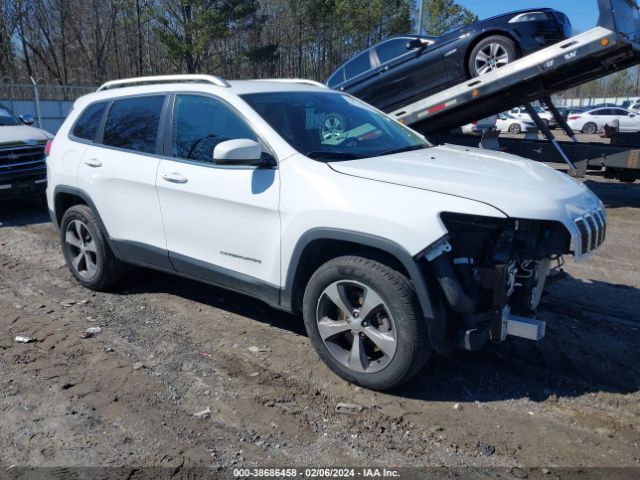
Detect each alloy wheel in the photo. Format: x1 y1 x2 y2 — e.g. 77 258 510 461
320 114 347 145
315 280 397 373
474 43 510 75
65 219 98 279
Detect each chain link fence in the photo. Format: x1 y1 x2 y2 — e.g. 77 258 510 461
0 78 95 133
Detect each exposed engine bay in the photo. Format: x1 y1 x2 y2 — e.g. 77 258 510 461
423 212 574 353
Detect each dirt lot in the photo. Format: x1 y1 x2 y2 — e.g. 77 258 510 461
1 174 639 476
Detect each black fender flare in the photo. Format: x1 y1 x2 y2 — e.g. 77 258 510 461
281 228 435 321
52 185 123 258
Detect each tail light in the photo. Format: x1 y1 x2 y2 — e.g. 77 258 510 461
568 116 581 120
45 140 53 156
472 121 478 125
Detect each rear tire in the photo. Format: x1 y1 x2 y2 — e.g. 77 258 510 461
508 123 522 134
582 122 598 134
60 205 123 290
468 35 517 77
302 255 430 391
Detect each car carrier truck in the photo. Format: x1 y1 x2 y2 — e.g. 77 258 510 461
355 0 640 182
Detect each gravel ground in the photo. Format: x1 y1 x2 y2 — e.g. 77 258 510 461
0 174 639 476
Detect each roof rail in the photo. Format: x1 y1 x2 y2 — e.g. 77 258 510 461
97 74 230 92
260 78 328 89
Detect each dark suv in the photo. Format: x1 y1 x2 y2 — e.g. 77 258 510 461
326 8 572 112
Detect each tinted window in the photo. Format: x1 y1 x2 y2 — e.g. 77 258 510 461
172 95 257 164
72 102 107 141
327 68 345 88
344 51 372 80
612 108 629 116
590 109 606 115
103 95 164 154
0 103 19 126
376 39 412 64
242 91 428 160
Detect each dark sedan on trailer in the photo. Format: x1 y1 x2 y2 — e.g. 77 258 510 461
326 8 572 113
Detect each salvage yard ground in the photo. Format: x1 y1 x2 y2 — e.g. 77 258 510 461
0 174 639 473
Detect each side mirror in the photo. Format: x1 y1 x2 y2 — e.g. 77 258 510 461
213 139 265 166
19 114 34 126
407 38 426 50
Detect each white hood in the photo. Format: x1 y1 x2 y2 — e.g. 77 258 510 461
0 125 52 146
328 143 602 222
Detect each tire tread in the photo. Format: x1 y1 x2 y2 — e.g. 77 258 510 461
303 255 430 391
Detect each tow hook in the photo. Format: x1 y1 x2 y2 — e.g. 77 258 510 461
498 306 546 342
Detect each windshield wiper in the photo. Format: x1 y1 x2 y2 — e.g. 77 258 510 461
305 151 368 160
377 145 430 157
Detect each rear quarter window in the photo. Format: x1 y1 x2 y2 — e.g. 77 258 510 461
103 95 165 154
327 68 345 88
72 102 108 141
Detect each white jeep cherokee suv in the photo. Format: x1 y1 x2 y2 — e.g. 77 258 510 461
47 75 606 391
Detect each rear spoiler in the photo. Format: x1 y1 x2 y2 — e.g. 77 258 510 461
598 0 640 44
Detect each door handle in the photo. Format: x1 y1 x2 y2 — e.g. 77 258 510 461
161 172 188 184
84 158 102 168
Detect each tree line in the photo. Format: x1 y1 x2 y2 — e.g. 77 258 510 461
0 0 482 86
1 0 637 100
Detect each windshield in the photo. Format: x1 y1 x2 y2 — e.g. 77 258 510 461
241 91 429 161
0 104 19 126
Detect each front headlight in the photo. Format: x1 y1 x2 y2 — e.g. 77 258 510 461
509 12 551 23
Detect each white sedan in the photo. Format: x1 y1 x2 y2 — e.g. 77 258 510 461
508 106 556 128
496 113 536 134
567 107 640 133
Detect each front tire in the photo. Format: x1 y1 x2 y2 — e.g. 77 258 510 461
60 205 123 290
508 123 522 134
468 35 517 77
302 256 430 391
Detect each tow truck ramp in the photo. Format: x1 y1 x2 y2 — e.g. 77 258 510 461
388 0 640 180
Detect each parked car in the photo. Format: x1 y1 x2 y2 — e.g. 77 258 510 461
549 106 571 122
460 115 498 135
568 106 588 115
567 107 640 133
589 103 620 109
47 75 605 391
628 101 640 112
0 103 52 198
508 105 557 128
496 113 536 133
325 8 572 112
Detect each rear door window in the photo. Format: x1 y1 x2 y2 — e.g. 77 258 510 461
72 102 107 141
103 95 165 154
344 51 373 80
